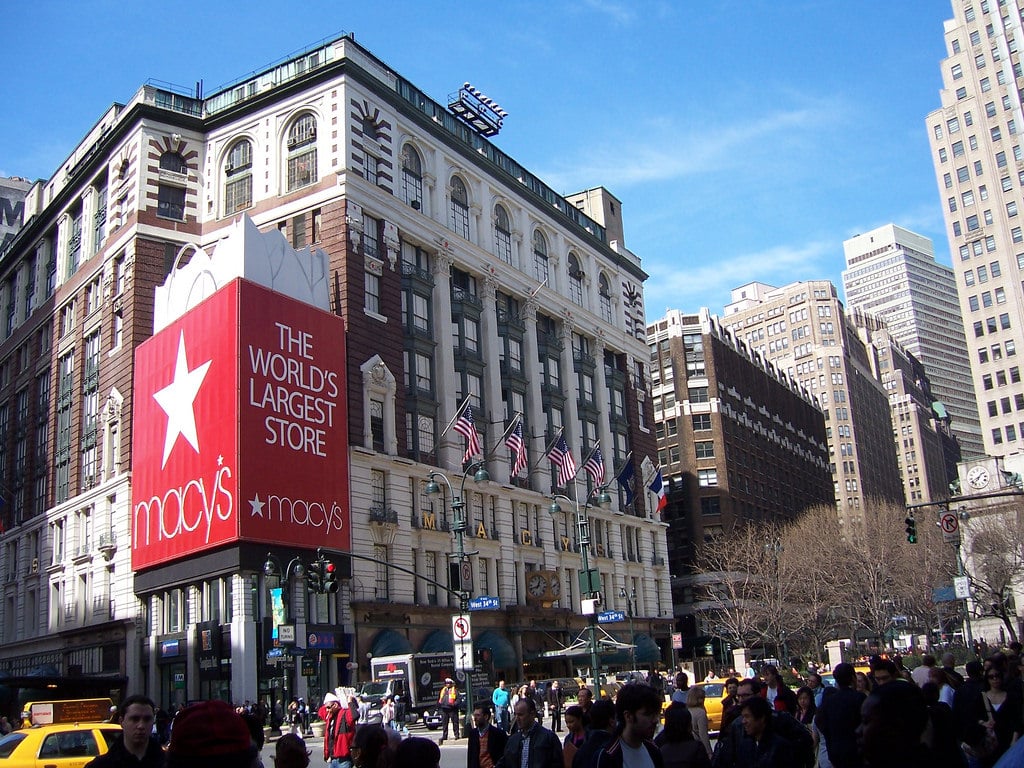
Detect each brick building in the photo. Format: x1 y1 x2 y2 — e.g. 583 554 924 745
647 308 833 636
0 35 667 707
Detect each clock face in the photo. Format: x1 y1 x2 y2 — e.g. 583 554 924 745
968 466 990 489
549 578 561 598
528 573 546 597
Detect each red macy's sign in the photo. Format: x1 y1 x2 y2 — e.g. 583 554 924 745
131 278 350 570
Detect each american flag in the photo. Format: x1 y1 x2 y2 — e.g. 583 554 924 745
505 416 527 477
582 445 605 486
547 433 577 486
453 403 482 462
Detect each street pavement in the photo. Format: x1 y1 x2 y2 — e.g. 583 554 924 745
259 722 468 768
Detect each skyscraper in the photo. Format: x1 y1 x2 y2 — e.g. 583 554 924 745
842 223 984 460
928 2 1024 456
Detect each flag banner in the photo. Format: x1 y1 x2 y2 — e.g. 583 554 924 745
505 415 527 478
649 469 668 514
617 460 636 508
453 403 482 462
548 433 577 486
583 444 605 486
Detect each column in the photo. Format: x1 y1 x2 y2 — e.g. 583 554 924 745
432 251 457 469
522 296 544 489
593 339 618 512
559 322 582 457
480 277 506 475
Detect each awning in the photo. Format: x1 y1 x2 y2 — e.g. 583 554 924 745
370 629 413 657
420 629 454 653
476 630 516 670
633 633 662 665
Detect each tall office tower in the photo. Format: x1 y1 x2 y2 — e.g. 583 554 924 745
647 309 834 637
928 2 1024 456
842 223 983 461
722 281 905 532
849 310 960 504
0 36 666 706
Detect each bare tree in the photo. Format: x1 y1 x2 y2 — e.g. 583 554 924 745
690 522 788 649
778 506 853 663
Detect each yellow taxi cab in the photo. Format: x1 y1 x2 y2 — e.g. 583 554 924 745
693 679 729 734
0 699 120 768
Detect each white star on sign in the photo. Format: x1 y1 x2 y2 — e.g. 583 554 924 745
250 494 265 517
153 331 212 469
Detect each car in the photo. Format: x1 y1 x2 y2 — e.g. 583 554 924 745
0 722 122 768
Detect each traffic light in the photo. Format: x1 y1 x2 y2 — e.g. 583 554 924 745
323 560 339 593
307 559 324 593
905 514 918 544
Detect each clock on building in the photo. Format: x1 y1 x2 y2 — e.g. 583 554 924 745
527 573 546 597
967 465 990 490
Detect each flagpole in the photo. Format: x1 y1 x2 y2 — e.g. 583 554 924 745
439 395 472 440
529 425 565 473
610 451 633 480
495 412 522 446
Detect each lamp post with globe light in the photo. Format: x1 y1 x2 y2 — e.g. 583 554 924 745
549 478 612 695
425 459 489 729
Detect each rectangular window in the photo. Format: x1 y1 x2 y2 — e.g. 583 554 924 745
695 441 715 459
697 468 718 487
692 414 711 431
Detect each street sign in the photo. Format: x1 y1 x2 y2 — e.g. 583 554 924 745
597 610 625 624
452 613 473 671
672 632 683 650
278 625 295 643
468 595 500 611
954 577 970 599
454 639 474 671
939 512 960 544
452 613 472 641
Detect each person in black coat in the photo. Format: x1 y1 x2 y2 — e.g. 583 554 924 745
469 704 508 768
572 699 615 768
814 662 865 768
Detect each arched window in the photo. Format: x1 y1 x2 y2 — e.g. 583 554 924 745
224 139 253 214
449 176 469 239
567 252 584 306
599 273 613 322
286 114 318 191
532 230 549 284
494 205 512 264
157 152 187 220
401 144 423 209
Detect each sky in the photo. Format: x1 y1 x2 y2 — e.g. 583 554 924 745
2 1 954 321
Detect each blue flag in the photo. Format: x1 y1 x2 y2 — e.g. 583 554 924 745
616 460 636 508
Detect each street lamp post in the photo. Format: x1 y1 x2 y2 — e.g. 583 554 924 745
425 459 489 729
263 553 307 707
954 506 976 649
550 479 611 696
619 587 637 672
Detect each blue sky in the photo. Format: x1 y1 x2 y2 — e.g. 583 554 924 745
2 1 952 320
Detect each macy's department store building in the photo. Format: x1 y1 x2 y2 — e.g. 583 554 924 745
0 33 670 711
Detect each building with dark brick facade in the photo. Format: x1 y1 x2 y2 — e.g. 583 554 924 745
0 35 666 707
647 309 833 636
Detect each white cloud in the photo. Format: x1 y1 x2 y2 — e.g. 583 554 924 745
579 0 637 25
538 99 843 191
642 240 835 318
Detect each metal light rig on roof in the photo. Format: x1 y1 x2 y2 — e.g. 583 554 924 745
448 82 507 137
